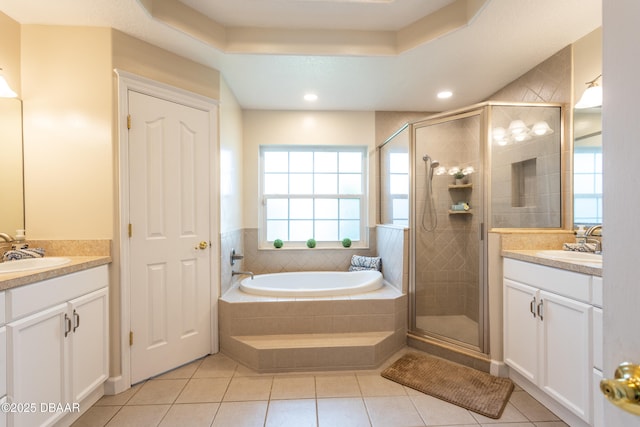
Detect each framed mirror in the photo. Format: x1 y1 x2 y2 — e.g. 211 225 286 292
573 107 602 225
0 98 25 235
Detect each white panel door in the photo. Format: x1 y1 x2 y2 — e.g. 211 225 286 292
128 90 212 383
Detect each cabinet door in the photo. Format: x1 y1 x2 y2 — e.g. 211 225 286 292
504 279 539 383
69 287 109 403
8 303 69 427
0 326 6 398
539 290 592 422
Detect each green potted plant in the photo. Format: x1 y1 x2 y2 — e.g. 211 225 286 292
454 170 466 185
306 238 316 248
341 238 352 248
273 239 283 249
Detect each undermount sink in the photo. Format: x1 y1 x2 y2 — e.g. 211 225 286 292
0 257 72 274
536 250 602 265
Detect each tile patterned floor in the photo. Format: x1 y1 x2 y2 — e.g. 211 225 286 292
73 348 569 427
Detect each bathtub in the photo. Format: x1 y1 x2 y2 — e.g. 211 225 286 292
239 270 384 297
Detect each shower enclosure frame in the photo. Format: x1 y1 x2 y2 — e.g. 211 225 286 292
406 101 565 357
408 105 488 355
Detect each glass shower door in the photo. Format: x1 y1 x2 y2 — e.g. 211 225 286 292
411 110 485 352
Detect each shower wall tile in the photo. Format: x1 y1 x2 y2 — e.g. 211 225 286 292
220 229 244 296
489 45 572 229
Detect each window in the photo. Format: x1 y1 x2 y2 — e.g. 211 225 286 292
388 152 409 226
574 147 602 224
260 146 367 247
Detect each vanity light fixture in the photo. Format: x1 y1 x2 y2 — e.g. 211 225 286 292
575 74 602 109
531 121 553 136
493 120 553 145
0 68 17 98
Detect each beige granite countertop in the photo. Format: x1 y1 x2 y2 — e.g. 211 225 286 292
502 249 602 277
0 256 112 291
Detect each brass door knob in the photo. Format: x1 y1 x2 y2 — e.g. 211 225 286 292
195 241 208 250
600 362 640 415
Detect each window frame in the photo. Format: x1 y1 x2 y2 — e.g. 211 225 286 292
573 146 603 225
259 145 368 249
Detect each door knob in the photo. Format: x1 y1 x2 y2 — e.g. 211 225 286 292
600 362 640 415
195 241 208 250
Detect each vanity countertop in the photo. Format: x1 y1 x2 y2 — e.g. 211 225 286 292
0 256 112 291
502 249 602 277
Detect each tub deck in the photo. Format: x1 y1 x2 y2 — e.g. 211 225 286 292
219 284 407 372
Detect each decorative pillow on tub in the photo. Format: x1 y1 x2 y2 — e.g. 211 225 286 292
349 255 381 271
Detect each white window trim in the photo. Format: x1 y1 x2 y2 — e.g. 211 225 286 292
259 145 369 249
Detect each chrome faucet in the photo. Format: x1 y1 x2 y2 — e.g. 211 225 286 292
232 270 254 280
0 233 14 243
585 225 602 254
586 225 602 237
587 238 602 254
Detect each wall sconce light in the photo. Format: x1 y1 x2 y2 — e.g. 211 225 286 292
0 68 17 98
575 74 602 109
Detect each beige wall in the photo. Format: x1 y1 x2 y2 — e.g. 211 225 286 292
0 12 20 95
22 25 113 239
219 77 244 234
112 30 220 101
573 28 602 103
242 110 377 229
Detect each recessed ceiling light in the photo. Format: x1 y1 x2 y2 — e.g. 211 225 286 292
304 93 318 102
437 90 453 99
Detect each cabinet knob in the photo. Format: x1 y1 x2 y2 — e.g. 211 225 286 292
601 362 640 415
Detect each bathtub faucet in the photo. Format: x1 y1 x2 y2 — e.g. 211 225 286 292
232 270 254 280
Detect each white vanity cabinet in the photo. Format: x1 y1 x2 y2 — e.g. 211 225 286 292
6 265 108 427
504 258 597 425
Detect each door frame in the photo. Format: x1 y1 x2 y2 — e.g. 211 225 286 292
111 69 220 393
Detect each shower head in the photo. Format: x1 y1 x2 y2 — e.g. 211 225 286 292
422 154 440 168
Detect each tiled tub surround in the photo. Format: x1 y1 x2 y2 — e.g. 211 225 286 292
242 228 377 273
219 284 407 373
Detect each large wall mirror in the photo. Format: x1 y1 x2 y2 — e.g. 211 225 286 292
573 107 602 225
0 98 25 235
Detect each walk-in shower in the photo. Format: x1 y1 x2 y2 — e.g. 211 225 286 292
379 102 563 358
412 110 485 351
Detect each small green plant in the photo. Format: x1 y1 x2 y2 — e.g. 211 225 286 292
341 238 352 248
273 239 283 249
306 238 316 248
454 171 465 179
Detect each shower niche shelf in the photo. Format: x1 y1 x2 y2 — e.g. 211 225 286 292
448 209 473 215
448 183 473 189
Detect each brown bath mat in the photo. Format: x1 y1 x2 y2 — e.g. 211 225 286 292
381 352 513 419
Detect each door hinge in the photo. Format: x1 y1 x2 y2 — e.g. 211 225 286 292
127 114 132 130
128 223 132 238
129 331 133 346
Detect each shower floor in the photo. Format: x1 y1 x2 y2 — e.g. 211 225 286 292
415 314 479 347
